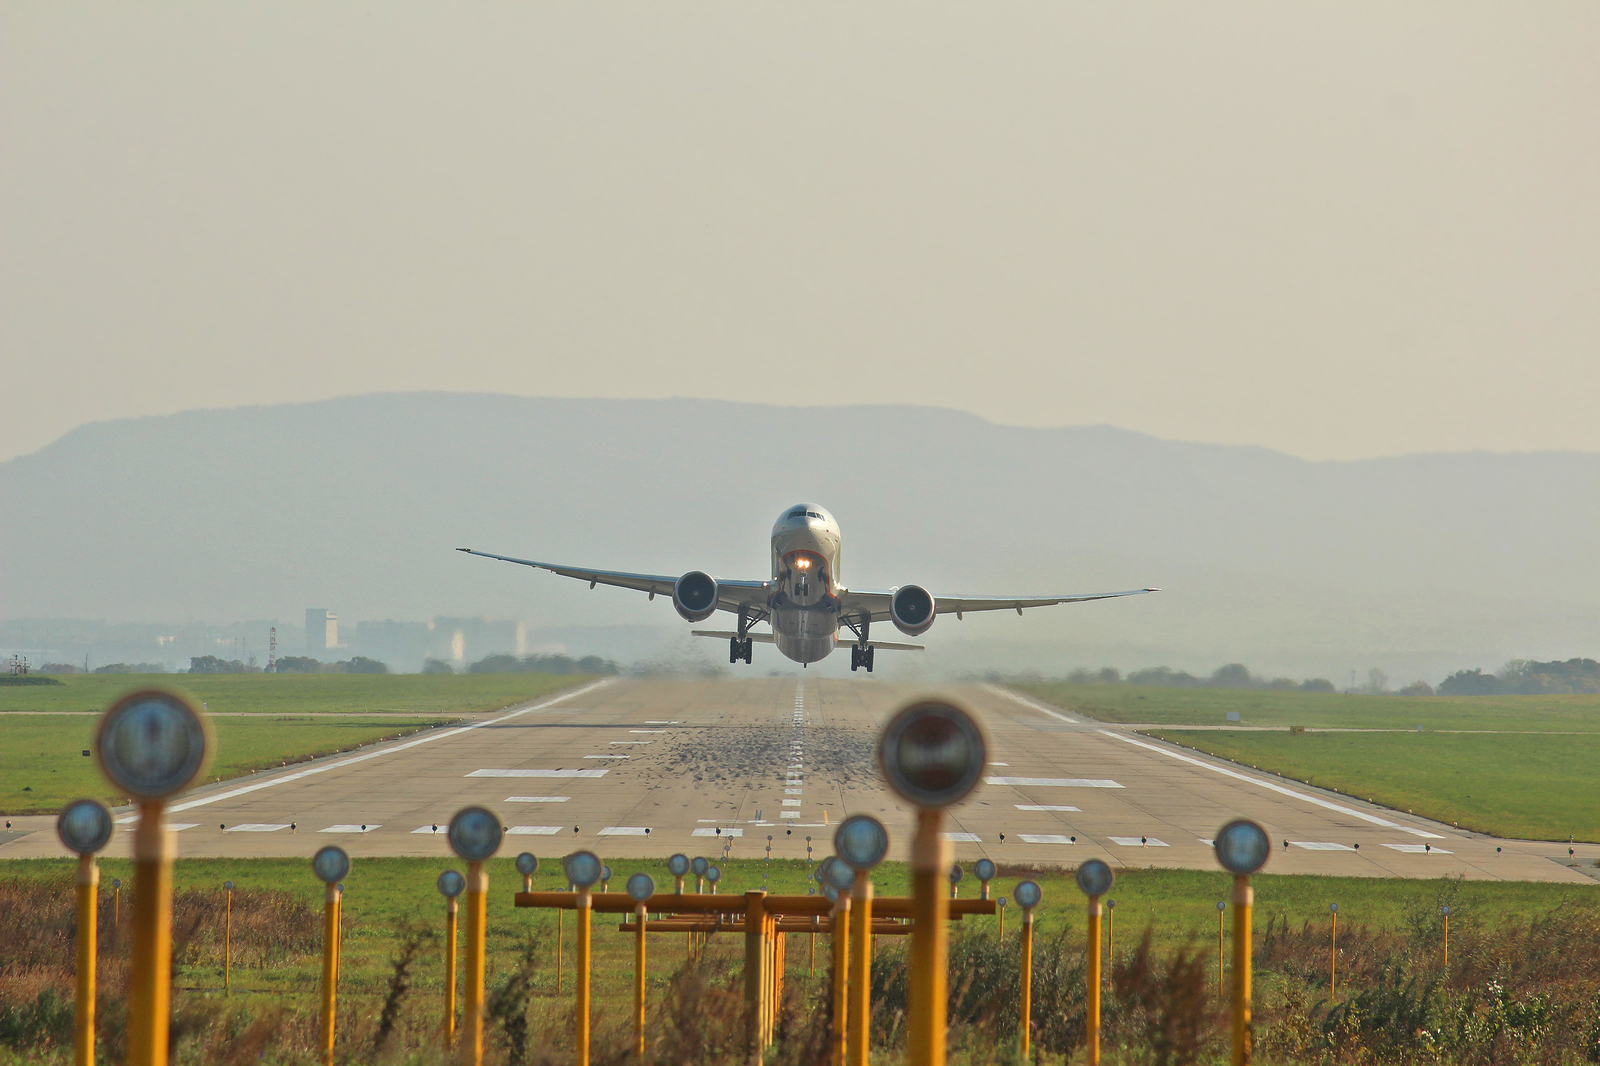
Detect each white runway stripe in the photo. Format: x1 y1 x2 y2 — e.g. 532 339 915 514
584 754 629 759
1100 731 1448 838
159 678 613 816
412 825 444 834
1383 843 1452 854
987 777 1123 788
692 827 742 837
225 823 290 833
469 768 609 778
985 684 1080 724
1291 841 1356 851
941 832 982 842
1018 834 1076 844
1015 804 1081 812
320 824 380 833
506 826 563 835
1109 836 1168 847
598 827 650 836
505 796 569 803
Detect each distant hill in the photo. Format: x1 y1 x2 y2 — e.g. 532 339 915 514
2 393 1596 681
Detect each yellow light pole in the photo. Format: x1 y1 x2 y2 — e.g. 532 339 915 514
311 846 350 1066
1107 898 1115 962
836 815 890 1066
516 852 539 894
1441 906 1449 970
997 896 1006 938
625 873 655 1062
111 878 121 932
744 889 770 1057
1074 860 1113 1066
692 857 710 958
94 689 211 1066
437 869 466 1045
1217 901 1226 993
564 850 604 1066
669 854 690 962
447 807 504 1066
823 870 851 1066
1014 880 1043 1058
1329 904 1338 999
222 881 234 995
974 858 995 903
876 698 989 1066
1214 819 1272 1066
948 863 963 899
58 799 114 1066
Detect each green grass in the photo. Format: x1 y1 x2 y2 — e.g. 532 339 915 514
1145 729 1600 843
1015 681 1600 732
0 673 591 814
1 855 1585 1002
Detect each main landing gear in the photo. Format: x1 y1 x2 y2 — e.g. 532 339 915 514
729 636 753 665
850 644 875 673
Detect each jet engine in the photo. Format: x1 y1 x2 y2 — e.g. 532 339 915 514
890 584 936 636
672 571 720 623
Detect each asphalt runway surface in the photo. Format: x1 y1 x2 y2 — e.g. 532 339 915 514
4 677 1595 883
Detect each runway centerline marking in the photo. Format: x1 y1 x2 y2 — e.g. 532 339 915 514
1100 731 1447 838
152 678 612 816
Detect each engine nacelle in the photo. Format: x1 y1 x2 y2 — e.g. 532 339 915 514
672 571 720 623
890 584 937 637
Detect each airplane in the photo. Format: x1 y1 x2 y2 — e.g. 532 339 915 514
457 503 1157 672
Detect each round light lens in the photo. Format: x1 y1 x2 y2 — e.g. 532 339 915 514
877 700 987 808
626 872 655 902
602 865 613 884
437 869 465 898
834 815 890 871
515 852 539 876
1014 879 1042 910
224 880 234 891
1075 859 1114 898
1214 819 1271 875
56 798 113 855
823 883 839 903
706 866 721 883
948 864 964 884
668 853 691 877
825 856 856 891
96 691 211 800
815 857 835 883
447 806 504 863
312 845 350 885
691 856 709 877
565 850 603 888
974 858 996 882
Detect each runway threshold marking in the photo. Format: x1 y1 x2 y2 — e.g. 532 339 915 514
1015 804 1081 812
1291 841 1356 851
507 826 563 835
693 827 743 837
599 827 650 836
941 832 982 842
1018 834 1075 845
1109 836 1168 847
1099 731 1447 839
225 823 290 833
140 678 614 819
1383 843 1453 854
505 796 570 803
320 824 380 833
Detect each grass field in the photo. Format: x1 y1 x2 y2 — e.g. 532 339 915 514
4 856 1594 1064
1144 729 1600 843
1014 681 1600 731
0 673 590 814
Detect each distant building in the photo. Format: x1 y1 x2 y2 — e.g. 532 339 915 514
432 617 527 664
305 609 339 653
351 620 436 672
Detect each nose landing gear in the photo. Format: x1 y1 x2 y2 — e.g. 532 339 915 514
849 645 875 673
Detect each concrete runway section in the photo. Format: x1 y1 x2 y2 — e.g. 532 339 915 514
3 677 1595 883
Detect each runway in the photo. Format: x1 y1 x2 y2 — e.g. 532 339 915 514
3 677 1594 883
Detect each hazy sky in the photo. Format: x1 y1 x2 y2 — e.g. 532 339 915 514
3 4 1595 464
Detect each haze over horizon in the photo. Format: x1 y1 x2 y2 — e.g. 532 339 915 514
3 4 1597 465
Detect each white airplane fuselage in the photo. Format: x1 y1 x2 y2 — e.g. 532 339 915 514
768 504 845 664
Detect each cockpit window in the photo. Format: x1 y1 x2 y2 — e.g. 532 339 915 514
806 511 823 519
787 508 806 518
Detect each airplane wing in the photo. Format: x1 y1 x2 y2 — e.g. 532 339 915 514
692 630 926 651
837 586 1159 622
455 548 770 612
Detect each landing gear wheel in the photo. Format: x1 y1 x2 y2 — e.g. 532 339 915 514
729 637 741 664
742 638 753 665
864 647 875 673
850 646 861 672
